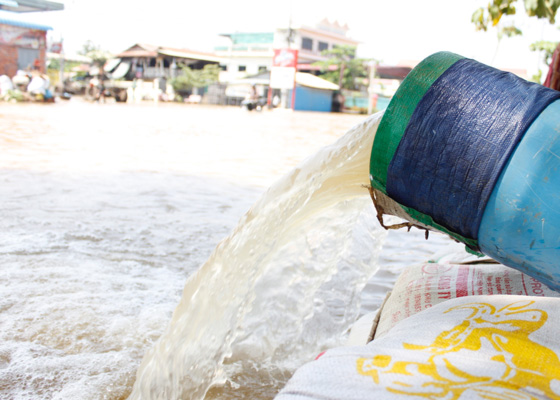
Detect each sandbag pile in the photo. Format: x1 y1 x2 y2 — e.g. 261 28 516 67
277 294 560 399
276 52 560 399
372 261 560 340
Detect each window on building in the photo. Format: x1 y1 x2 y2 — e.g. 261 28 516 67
238 65 247 72
301 37 313 51
318 41 329 52
219 64 227 71
258 65 267 73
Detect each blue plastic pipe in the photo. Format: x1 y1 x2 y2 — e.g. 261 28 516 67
478 100 560 291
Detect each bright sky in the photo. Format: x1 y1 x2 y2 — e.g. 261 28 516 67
4 0 560 77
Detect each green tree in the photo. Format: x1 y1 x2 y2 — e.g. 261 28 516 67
472 0 560 33
472 0 560 81
47 58 82 73
313 45 371 91
200 64 220 84
78 40 111 66
530 39 559 64
170 64 220 93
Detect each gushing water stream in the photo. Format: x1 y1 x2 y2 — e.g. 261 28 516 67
129 113 386 399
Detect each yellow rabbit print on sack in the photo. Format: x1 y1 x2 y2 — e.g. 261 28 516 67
357 301 560 399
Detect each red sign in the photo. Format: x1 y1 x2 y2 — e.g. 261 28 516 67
273 49 298 68
50 42 63 54
271 48 299 108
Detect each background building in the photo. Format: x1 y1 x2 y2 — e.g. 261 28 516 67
215 19 360 82
0 0 63 77
0 18 51 76
214 32 275 81
279 19 360 69
115 43 221 81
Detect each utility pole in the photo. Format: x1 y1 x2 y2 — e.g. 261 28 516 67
59 39 65 93
367 60 378 115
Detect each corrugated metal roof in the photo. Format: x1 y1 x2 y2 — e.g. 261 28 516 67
116 44 222 63
0 0 63 12
229 71 340 91
117 49 158 58
0 17 52 30
295 72 339 90
0 1 19 7
158 48 221 63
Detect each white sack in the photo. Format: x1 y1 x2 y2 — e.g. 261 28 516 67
373 262 560 339
276 295 560 400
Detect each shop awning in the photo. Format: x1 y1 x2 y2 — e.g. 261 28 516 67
0 1 19 7
158 48 222 63
0 0 63 12
296 72 339 90
0 16 51 30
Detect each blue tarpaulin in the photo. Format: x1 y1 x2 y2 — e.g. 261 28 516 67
386 58 560 239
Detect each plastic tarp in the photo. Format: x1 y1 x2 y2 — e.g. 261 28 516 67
110 61 130 79
368 52 477 248
386 58 560 240
370 52 462 194
104 58 121 73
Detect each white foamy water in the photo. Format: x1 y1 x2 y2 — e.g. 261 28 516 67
130 111 387 400
0 100 463 400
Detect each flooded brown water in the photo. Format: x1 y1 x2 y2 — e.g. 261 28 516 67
0 99 459 399
0 100 362 399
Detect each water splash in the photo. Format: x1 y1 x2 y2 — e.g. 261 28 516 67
129 112 386 399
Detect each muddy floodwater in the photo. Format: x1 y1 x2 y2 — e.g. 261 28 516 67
0 100 459 399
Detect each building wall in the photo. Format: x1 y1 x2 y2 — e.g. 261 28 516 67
0 23 47 77
274 26 360 64
219 56 272 81
216 25 359 83
293 85 333 112
293 30 359 64
0 45 18 77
